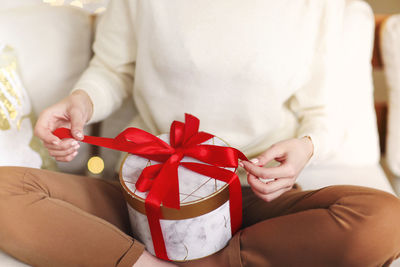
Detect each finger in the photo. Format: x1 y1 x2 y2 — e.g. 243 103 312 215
54 151 78 162
44 139 80 151
69 107 85 140
45 142 80 152
249 144 284 167
242 161 294 180
48 146 79 157
34 113 61 145
248 174 293 195
251 185 292 202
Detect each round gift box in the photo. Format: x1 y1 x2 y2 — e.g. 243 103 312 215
119 134 235 261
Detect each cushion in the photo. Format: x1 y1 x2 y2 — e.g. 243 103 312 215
0 250 28 267
0 45 55 169
323 0 380 166
0 0 42 11
0 4 93 115
299 164 395 195
381 14 400 176
67 0 108 13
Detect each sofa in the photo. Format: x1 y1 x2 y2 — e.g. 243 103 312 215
1 0 400 266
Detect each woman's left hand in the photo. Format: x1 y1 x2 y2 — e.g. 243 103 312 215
241 137 314 202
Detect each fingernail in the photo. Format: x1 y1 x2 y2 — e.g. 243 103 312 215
239 161 244 168
71 141 78 146
74 144 80 150
52 140 59 145
76 132 84 139
250 158 259 164
72 151 78 157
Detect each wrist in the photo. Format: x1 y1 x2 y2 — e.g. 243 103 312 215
70 89 93 122
300 136 314 160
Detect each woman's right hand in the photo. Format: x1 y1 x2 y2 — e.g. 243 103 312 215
34 90 93 162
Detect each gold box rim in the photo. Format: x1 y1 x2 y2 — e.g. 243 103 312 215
119 151 232 220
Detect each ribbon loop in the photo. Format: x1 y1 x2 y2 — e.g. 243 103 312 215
136 164 163 192
182 114 200 145
170 121 185 148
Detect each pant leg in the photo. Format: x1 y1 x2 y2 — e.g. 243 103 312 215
180 185 400 267
0 167 144 267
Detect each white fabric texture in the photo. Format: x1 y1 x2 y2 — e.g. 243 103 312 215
382 15 400 177
74 0 346 163
322 0 380 165
298 164 395 195
98 0 379 173
0 45 42 168
0 0 43 11
0 4 93 115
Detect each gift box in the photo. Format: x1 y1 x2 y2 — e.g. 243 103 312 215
54 114 247 261
120 134 233 261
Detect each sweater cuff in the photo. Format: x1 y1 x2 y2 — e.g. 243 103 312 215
71 84 106 124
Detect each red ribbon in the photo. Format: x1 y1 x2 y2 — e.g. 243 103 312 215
53 114 247 260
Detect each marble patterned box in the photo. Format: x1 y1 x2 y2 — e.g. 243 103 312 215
120 134 238 261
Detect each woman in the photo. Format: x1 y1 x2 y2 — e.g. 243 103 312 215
1 0 400 266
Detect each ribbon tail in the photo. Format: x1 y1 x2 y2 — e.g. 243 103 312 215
82 135 115 150
143 160 181 261
53 127 174 157
236 149 248 161
145 195 169 261
227 174 242 234
186 145 248 168
53 127 116 150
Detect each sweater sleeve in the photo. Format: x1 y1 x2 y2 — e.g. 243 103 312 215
288 1 345 163
72 0 137 123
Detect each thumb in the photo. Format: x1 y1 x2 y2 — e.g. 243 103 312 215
69 107 86 141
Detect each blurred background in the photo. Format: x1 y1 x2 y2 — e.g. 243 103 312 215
366 0 400 114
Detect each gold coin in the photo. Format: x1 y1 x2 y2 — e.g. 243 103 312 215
87 156 104 174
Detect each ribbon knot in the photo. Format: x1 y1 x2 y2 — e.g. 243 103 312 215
53 113 247 261
172 147 185 157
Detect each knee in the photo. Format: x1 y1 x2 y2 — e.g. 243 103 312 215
0 166 28 195
337 188 400 266
0 167 30 233
0 167 31 214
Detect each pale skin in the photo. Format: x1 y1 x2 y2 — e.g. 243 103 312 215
34 89 314 266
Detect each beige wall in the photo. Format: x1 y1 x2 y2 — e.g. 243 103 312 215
364 0 400 103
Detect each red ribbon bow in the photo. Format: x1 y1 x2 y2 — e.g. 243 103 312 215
53 114 247 260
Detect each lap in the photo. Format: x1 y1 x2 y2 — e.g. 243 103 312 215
241 184 398 228
0 166 130 233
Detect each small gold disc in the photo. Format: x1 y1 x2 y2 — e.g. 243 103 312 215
87 156 104 174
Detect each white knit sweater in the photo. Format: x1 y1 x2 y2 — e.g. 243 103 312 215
74 0 345 161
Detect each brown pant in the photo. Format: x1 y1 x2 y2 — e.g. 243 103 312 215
0 167 400 267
